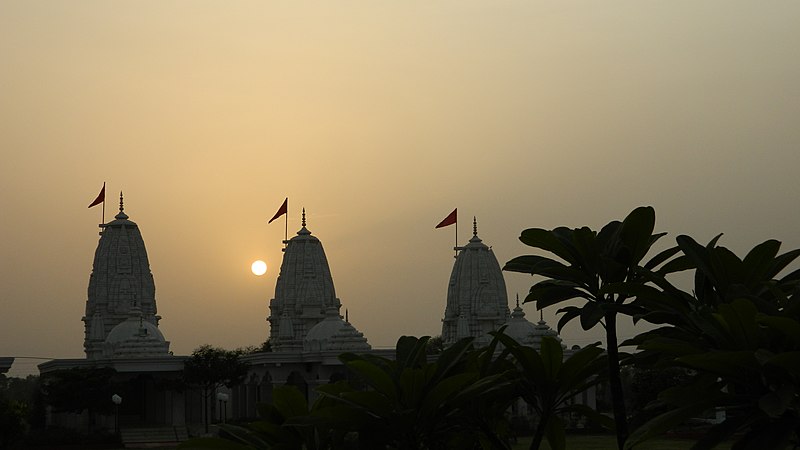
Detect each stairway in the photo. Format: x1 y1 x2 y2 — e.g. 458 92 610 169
119 426 189 448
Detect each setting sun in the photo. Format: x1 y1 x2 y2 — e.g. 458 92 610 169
251 260 267 276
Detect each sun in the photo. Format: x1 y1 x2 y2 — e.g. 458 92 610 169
251 260 267 276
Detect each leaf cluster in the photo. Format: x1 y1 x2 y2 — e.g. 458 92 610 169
625 235 800 449
492 331 611 450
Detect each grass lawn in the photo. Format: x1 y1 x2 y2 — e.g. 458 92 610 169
512 434 718 450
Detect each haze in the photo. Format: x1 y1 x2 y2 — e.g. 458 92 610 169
2 1 799 376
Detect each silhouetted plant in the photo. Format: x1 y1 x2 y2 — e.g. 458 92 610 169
181 336 518 450
504 206 680 450
493 331 612 450
318 335 517 449
624 235 800 449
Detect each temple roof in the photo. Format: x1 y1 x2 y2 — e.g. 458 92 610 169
441 218 509 346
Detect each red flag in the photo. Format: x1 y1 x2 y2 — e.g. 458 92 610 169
269 198 288 223
88 183 105 208
435 208 457 228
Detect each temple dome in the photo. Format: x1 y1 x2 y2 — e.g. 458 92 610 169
102 307 170 358
500 296 564 351
441 218 509 347
530 317 563 349
502 302 538 347
304 307 370 352
83 192 163 359
268 209 342 352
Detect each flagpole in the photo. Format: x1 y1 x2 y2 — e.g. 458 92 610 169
454 218 458 258
101 182 105 226
284 207 288 249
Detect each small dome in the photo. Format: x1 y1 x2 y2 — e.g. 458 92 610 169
304 307 370 352
106 316 166 344
501 296 563 350
103 308 170 358
503 304 539 347
326 322 371 352
530 317 563 349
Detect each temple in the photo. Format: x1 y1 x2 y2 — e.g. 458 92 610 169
82 193 170 359
38 199 578 435
440 217 560 350
266 209 369 353
237 210 378 413
441 217 510 346
39 195 187 433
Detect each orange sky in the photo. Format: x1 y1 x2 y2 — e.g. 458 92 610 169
2 1 800 376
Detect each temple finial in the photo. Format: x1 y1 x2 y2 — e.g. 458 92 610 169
473 216 477 236
119 191 124 212
302 208 306 227
345 308 349 322
516 293 520 308
540 309 544 322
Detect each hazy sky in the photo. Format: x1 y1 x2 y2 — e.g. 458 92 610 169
2 1 799 377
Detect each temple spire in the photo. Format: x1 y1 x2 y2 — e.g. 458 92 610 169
302 208 306 227
516 293 520 308
473 216 478 236
119 191 124 213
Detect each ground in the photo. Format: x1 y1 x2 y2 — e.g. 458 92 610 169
513 435 724 449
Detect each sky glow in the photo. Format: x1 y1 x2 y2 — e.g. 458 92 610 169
2 1 800 376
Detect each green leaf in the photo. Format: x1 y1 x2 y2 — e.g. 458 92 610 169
710 246 744 296
717 299 759 349
344 360 397 401
571 226 600 274
540 336 563 378
216 424 274 448
396 335 429 370
643 245 681 271
556 306 582 333
677 235 718 287
433 336 473 381
656 254 695 275
503 255 592 286
742 239 781 287
767 248 800 279
527 282 591 309
519 228 577 265
579 302 605 330
559 344 605 391
338 390 394 417
619 206 657 266
419 372 476 420
272 385 309 418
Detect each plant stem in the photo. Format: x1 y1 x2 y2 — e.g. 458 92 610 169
605 310 628 450
529 414 549 450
